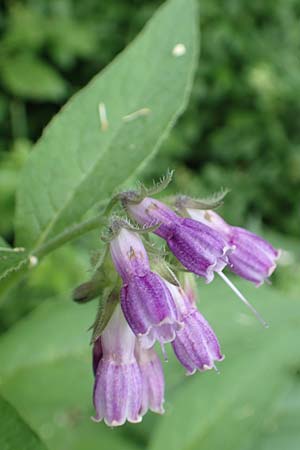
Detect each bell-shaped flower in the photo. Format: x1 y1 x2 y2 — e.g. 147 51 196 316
92 305 142 426
110 227 181 347
125 197 232 283
187 209 280 286
166 281 224 375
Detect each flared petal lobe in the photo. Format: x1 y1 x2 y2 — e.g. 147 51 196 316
121 272 182 348
172 309 224 375
92 306 143 426
168 218 231 282
135 343 165 415
165 281 223 374
93 359 142 426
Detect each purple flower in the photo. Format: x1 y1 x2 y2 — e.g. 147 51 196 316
126 197 232 283
187 209 280 286
166 281 224 375
92 305 142 426
110 228 182 347
110 227 149 279
135 342 165 415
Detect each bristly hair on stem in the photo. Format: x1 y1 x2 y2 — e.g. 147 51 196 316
174 188 230 215
101 216 162 242
138 169 174 197
118 169 174 206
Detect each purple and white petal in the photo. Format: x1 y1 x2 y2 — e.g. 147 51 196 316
135 343 165 415
93 359 142 426
228 226 280 286
172 309 224 375
127 197 179 239
110 228 150 280
167 218 232 283
164 280 223 374
121 272 182 348
92 305 143 426
187 209 280 286
187 208 231 235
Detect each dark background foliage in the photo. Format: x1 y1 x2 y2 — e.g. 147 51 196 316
1 0 300 244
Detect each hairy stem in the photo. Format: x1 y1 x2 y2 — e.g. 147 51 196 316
34 213 107 258
0 213 107 301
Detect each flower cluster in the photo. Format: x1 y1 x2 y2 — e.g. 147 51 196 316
79 179 280 427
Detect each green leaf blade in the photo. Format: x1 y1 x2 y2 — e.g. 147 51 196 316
0 394 48 450
15 0 199 249
0 245 29 282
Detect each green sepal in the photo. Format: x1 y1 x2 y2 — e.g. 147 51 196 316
174 188 230 215
73 280 103 304
119 169 174 206
149 252 180 286
101 216 161 243
72 244 118 303
90 286 120 343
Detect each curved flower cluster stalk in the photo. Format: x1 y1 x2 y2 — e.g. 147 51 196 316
74 173 280 427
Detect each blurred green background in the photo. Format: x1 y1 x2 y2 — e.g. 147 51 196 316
0 1 300 450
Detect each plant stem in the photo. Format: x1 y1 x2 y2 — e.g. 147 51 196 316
34 213 106 258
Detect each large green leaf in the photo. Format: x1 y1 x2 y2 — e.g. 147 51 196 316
0 394 47 450
15 0 199 249
246 378 300 450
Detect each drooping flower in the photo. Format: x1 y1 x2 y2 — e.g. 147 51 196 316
110 227 181 348
92 305 143 426
124 197 232 283
165 281 224 374
135 341 165 415
186 209 280 286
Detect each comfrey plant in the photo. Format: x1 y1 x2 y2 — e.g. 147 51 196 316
74 172 280 427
